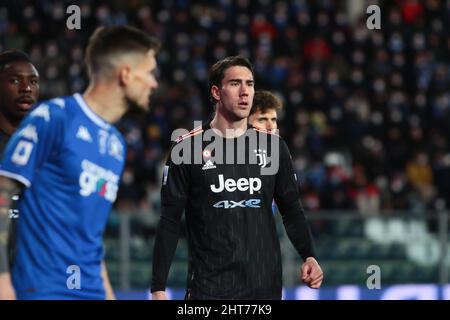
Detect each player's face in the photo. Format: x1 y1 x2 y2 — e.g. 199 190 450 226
0 61 39 123
125 49 158 111
249 109 278 132
213 66 254 121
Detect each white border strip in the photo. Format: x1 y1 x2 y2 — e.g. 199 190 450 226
0 170 31 188
73 93 109 129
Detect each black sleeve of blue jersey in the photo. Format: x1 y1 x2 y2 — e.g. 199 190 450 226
274 138 316 261
151 145 190 292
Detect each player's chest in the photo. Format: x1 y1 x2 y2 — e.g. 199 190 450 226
192 160 275 196
55 122 124 181
192 142 275 187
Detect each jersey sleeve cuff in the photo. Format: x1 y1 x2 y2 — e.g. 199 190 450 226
0 170 31 188
150 285 166 293
301 251 317 262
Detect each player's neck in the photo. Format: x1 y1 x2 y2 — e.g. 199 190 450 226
82 83 126 124
210 109 248 139
0 112 17 136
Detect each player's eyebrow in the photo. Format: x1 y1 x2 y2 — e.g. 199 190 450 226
228 78 254 84
9 73 39 78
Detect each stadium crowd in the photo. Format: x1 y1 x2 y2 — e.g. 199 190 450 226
1 0 449 220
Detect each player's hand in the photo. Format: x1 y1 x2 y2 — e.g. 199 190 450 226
105 290 116 300
300 257 324 289
0 273 16 300
152 291 168 300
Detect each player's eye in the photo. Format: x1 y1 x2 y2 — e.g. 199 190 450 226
9 78 19 84
30 79 38 86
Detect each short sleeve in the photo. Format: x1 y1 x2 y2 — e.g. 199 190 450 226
0 103 65 187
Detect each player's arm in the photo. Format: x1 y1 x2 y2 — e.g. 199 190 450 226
0 102 65 299
151 144 190 300
0 176 23 300
274 138 315 260
101 260 115 300
273 138 323 289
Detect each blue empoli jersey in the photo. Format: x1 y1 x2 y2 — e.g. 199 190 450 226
0 94 126 299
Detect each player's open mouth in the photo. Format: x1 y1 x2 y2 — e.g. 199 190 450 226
16 98 34 111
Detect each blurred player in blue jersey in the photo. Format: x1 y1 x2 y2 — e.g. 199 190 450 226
0 50 40 277
0 25 160 300
0 50 39 158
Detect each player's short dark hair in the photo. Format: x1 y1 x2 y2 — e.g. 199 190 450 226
85 25 161 79
208 56 254 103
250 90 282 115
0 50 32 73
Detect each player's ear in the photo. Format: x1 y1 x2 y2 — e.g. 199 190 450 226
118 65 131 87
211 85 220 102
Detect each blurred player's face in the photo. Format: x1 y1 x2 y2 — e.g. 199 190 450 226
212 66 254 121
124 49 158 111
249 109 278 132
0 61 39 124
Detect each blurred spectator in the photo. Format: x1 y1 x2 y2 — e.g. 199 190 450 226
1 0 449 220
303 35 331 62
406 151 435 205
350 163 380 215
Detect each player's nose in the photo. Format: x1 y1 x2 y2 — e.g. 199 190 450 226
149 77 158 89
19 80 32 93
240 84 250 96
267 121 276 131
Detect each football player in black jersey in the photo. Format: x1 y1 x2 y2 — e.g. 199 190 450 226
152 56 323 300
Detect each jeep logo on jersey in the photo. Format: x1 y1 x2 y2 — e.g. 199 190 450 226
210 174 262 195
213 199 261 209
79 159 119 202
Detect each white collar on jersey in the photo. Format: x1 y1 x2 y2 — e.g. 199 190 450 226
73 93 110 130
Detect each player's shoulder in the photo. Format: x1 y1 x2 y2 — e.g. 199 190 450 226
250 126 278 135
28 96 72 123
249 126 283 141
174 124 205 144
109 125 126 146
249 126 291 152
